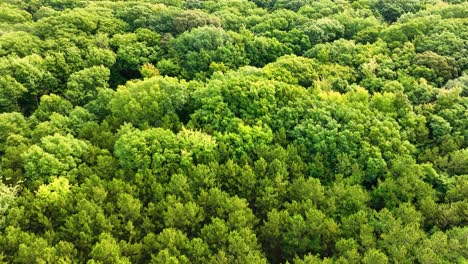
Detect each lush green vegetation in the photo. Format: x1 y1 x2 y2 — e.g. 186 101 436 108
0 0 467 263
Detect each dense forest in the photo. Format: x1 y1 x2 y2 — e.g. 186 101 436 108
0 0 467 263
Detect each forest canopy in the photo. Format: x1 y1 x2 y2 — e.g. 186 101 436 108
0 0 467 263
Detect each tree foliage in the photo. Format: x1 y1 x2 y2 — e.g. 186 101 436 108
0 0 467 263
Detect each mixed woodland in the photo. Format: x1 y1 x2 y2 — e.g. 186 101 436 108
0 0 467 263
